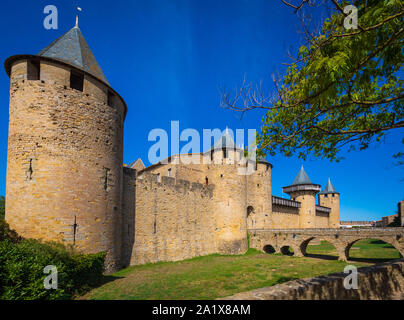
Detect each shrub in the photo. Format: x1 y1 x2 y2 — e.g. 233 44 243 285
0 221 105 300
0 196 4 219
0 219 21 243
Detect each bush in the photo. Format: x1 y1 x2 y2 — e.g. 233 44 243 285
0 196 4 220
0 221 106 300
0 219 21 243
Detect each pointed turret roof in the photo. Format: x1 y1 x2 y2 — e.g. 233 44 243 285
291 166 312 185
210 128 238 150
319 178 339 194
38 26 108 84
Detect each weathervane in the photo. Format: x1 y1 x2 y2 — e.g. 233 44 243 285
75 5 82 28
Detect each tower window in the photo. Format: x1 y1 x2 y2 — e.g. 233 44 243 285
205 177 209 185
27 60 40 80
223 148 227 159
108 91 115 107
167 168 172 177
70 71 84 91
157 173 161 183
332 194 335 197
324 194 328 198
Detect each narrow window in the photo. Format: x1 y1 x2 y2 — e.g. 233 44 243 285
157 173 161 183
223 148 227 159
70 71 84 91
205 177 209 185
210 150 214 161
27 60 40 80
325 194 328 198
167 168 172 177
108 91 115 107
332 193 335 197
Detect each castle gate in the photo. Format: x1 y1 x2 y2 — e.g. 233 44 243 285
248 228 404 261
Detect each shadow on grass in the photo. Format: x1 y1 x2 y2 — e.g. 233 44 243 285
305 253 338 261
98 275 124 287
367 240 395 248
348 257 400 264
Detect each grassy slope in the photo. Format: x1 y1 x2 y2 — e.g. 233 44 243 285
82 239 401 300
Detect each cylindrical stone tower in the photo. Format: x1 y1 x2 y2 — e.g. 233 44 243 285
283 166 321 228
4 25 127 272
246 159 273 230
318 178 340 228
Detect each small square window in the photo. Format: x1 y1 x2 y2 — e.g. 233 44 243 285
27 60 40 80
70 71 84 91
108 91 115 107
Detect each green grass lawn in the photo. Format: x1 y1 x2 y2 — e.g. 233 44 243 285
81 239 402 300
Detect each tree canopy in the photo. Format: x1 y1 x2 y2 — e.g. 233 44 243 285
221 0 403 161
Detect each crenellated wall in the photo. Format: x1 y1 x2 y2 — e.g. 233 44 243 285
129 171 217 265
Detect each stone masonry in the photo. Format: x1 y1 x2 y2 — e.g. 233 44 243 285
4 25 350 272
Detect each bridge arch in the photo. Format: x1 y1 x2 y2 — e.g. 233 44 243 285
280 245 294 256
263 244 276 254
298 237 339 260
344 237 404 261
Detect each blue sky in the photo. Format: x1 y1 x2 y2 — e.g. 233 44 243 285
0 0 402 221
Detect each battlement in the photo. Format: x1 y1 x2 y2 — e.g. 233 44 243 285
137 171 214 198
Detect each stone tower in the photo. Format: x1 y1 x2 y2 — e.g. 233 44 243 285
283 166 321 228
318 178 340 228
4 24 127 271
246 157 272 230
205 130 248 254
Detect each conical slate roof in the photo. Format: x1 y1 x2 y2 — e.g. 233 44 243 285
319 178 339 194
291 166 312 185
211 128 237 150
38 26 108 84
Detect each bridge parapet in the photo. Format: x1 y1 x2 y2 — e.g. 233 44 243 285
248 228 404 261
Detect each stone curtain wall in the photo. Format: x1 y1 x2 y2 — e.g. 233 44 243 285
271 205 300 228
121 167 137 267
315 214 330 228
130 172 216 265
220 259 404 300
6 59 125 272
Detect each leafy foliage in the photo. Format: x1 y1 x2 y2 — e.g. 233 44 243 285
223 0 404 161
0 221 106 300
0 196 4 220
0 219 21 243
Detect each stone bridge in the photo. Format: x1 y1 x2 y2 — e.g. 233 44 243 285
248 228 404 261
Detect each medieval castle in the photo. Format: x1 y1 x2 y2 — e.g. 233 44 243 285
4 25 340 271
